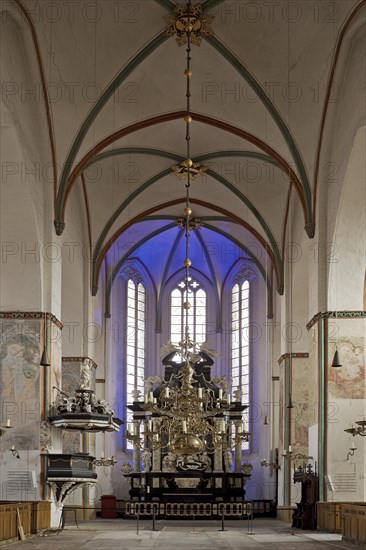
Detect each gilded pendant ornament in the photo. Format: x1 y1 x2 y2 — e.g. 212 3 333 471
164 3 214 47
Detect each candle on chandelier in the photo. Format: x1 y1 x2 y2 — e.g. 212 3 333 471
147 419 152 431
144 394 148 404
237 424 242 434
289 445 292 453
165 387 170 397
134 424 139 435
182 420 187 433
149 391 154 402
198 387 203 398
127 423 133 434
6 419 11 427
227 394 231 405
218 389 223 400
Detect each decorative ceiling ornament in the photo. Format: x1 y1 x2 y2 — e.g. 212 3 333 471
176 216 203 230
172 160 207 180
164 3 214 47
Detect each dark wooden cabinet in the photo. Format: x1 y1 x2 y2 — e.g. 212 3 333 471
292 468 319 530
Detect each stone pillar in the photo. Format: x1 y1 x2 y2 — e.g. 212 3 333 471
133 421 141 472
152 419 161 472
234 421 242 472
213 419 223 472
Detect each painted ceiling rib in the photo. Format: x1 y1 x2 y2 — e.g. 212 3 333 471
87 147 282 285
94 199 186 294
57 112 307 231
91 163 281 291
104 222 178 310
156 228 185 332
205 168 282 266
313 0 366 217
141 217 272 289
202 0 225 12
55 31 169 231
202 223 272 296
92 167 173 271
195 151 278 167
104 218 273 318
193 229 221 330
94 198 280 298
14 0 58 202
204 34 314 237
153 0 176 13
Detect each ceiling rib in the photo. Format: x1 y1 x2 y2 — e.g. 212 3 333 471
89 159 282 290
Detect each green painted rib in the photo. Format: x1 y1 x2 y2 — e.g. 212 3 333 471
195 150 277 166
202 0 226 12
56 31 169 224
89 147 282 290
194 228 221 329
104 219 272 320
93 166 173 274
205 167 282 274
105 222 178 311
205 34 313 228
88 147 182 168
156 228 184 332
154 0 176 13
106 220 272 303
200 223 272 295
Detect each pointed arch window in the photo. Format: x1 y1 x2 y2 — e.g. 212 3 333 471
231 280 249 450
126 278 145 409
170 277 206 345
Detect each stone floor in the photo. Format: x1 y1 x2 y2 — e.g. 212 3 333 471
7 518 359 549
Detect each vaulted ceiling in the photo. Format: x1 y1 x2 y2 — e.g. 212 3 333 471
14 0 364 307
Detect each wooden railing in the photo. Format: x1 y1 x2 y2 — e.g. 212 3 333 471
340 504 366 547
0 501 51 545
316 502 365 535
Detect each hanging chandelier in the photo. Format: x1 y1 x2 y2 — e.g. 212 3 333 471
125 2 249 457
